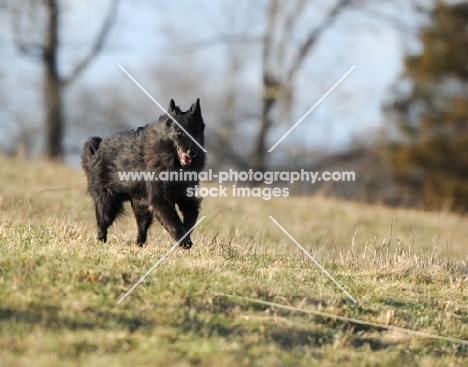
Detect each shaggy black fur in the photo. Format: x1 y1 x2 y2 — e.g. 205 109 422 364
82 99 206 249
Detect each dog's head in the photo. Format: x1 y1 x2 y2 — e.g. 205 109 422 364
164 98 205 168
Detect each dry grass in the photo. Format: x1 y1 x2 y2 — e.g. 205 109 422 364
1 156 468 366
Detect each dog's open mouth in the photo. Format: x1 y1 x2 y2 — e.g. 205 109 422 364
177 148 192 167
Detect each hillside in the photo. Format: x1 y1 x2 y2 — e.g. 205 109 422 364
1 156 468 366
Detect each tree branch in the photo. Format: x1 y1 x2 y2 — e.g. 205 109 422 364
286 0 352 82
263 0 279 74
16 43 44 59
189 35 262 48
353 0 425 34
276 0 307 71
62 0 120 86
11 0 45 60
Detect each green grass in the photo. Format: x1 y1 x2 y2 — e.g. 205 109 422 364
1 156 468 366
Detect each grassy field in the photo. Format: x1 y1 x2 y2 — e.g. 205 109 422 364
1 156 468 366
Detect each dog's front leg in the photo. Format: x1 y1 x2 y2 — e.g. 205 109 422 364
150 198 192 249
177 197 201 235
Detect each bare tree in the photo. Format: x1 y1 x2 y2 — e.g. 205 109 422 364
253 0 353 172
10 0 119 160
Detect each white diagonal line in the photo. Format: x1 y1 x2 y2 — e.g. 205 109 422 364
214 293 468 346
269 216 357 304
118 64 207 153
117 216 206 304
268 65 356 152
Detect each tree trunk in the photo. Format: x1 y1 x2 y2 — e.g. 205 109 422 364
43 0 63 160
44 59 64 159
252 73 278 172
253 0 280 173
13 0 119 160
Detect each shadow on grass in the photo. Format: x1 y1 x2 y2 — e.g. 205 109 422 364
0 305 155 333
270 326 333 349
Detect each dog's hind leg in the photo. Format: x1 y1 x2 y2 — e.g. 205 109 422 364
94 193 124 243
131 199 153 246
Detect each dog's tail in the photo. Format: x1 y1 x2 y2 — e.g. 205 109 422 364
82 137 102 175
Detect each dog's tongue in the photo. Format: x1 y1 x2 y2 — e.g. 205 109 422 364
181 154 192 166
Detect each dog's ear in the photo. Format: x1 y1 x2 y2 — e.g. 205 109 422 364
168 99 177 113
189 98 201 118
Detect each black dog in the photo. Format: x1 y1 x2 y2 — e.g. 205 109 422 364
82 99 206 249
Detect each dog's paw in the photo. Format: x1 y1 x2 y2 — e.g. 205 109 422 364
179 238 193 249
